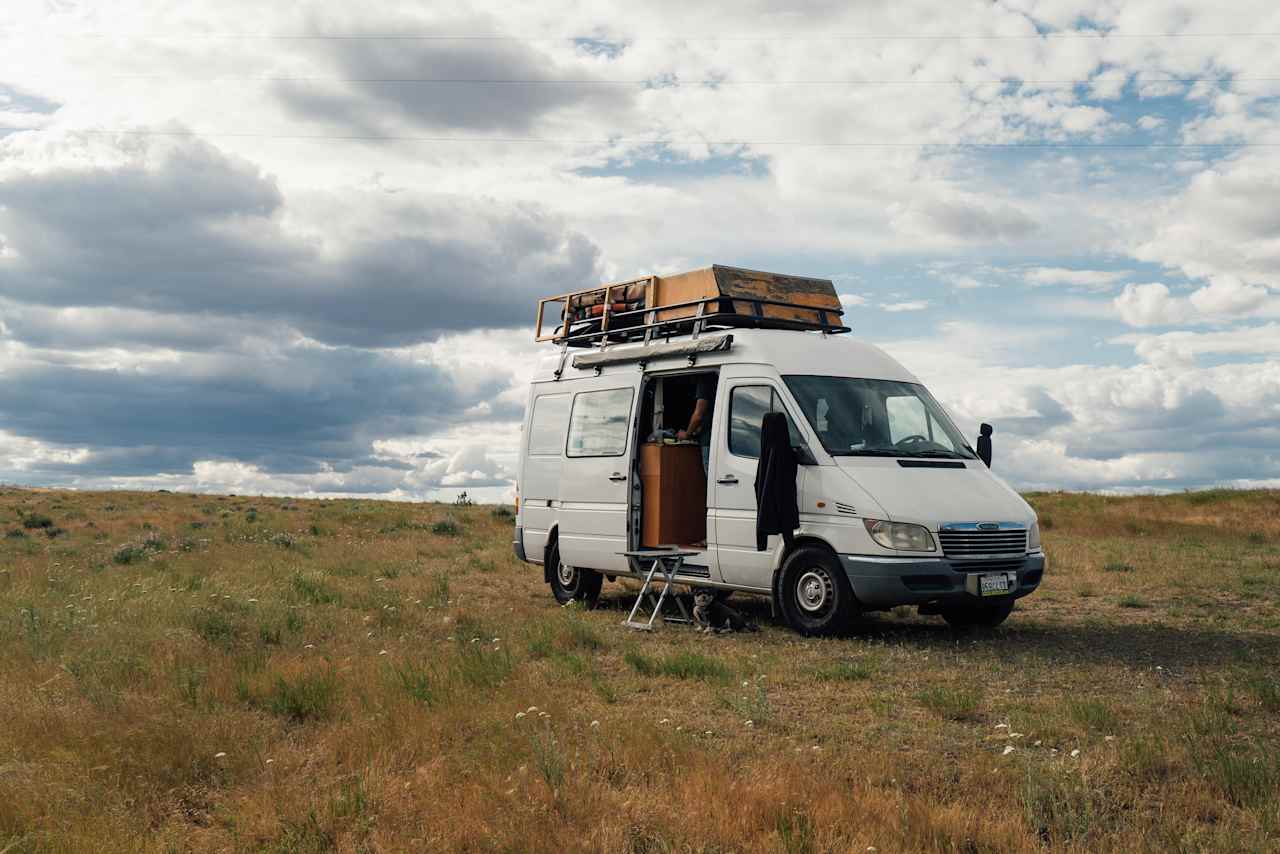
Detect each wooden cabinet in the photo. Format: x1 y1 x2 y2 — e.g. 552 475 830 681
640 443 707 547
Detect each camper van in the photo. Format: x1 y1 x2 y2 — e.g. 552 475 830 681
512 266 1045 635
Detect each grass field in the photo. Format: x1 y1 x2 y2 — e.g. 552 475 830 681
1 486 1279 852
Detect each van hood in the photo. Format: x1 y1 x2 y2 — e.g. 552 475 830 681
833 458 1033 528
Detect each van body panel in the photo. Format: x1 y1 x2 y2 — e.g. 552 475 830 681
833 458 1034 530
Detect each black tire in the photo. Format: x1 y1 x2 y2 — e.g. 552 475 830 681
546 541 603 608
941 601 1014 629
777 546 856 636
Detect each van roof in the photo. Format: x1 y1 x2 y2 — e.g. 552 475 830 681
531 328 919 385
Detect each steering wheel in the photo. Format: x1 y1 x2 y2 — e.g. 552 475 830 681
896 434 930 447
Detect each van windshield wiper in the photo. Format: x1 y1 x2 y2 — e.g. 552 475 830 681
903 449 972 460
833 448 909 457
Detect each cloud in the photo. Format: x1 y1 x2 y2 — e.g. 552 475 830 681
1023 267 1127 292
883 300 929 312
891 195 1039 243
274 18 635 134
1113 283 1191 327
0 132 602 346
1113 277 1275 328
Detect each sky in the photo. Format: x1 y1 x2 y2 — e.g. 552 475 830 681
1 0 1279 501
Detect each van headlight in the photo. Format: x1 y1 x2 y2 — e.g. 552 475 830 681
863 519 936 552
1027 521 1041 552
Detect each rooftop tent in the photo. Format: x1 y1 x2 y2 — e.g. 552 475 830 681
535 265 846 346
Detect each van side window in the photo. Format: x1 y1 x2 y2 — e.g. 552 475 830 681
728 385 801 459
528 393 571 456
566 388 634 457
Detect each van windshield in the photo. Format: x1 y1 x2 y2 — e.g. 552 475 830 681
783 375 977 459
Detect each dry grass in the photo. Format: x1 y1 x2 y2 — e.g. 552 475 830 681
1 486 1279 852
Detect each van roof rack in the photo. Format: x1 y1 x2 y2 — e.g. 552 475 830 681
535 265 849 349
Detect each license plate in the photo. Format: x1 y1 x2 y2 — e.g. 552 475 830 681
979 573 1011 596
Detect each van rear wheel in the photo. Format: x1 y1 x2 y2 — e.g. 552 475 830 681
778 546 855 636
547 541 602 608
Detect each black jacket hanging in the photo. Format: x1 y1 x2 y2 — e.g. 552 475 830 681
755 412 799 551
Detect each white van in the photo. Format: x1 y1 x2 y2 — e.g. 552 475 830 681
513 268 1045 635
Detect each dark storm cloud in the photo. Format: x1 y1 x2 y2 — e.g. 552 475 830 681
0 136 602 346
0 342 502 478
274 36 633 134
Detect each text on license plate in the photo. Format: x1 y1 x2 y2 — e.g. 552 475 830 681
979 573 1011 596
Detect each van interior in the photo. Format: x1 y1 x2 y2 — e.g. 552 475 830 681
633 370 718 553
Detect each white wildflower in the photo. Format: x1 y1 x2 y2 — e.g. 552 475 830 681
379 650 388 656
590 720 600 728
214 752 227 759
527 706 538 713
515 712 526 720
744 720 754 728
1002 745 1015 756
1070 749 1081 758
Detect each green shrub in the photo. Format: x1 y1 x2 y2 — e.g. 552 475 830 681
452 641 513 690
22 513 54 529
432 518 461 536
625 650 731 682
193 609 241 650
265 670 339 723
292 574 340 606
1103 562 1135 573
814 660 875 681
1066 698 1118 733
1020 766 1113 845
917 685 982 721
393 662 439 706
491 506 515 521
1118 594 1149 609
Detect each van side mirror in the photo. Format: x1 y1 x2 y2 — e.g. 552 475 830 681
793 444 818 466
977 423 993 468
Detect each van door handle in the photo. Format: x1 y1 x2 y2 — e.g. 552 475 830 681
716 475 739 485
608 472 627 482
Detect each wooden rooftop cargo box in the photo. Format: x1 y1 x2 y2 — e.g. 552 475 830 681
535 265 845 344
652 265 840 326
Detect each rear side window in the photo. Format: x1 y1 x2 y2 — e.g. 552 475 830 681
528 393 571 456
728 385 802 459
567 388 634 457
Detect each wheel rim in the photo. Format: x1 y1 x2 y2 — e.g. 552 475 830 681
556 561 577 588
795 568 834 615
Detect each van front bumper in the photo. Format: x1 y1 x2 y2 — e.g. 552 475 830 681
838 552 1046 610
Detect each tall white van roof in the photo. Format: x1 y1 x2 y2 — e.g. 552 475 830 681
531 329 919 385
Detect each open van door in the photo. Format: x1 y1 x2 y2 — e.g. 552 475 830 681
710 378 808 591
556 383 637 573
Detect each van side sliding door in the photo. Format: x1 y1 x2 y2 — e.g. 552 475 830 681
556 383 637 573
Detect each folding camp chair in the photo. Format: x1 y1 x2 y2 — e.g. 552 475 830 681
618 549 698 631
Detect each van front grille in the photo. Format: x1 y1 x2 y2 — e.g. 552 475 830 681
950 559 1025 573
939 528 1027 558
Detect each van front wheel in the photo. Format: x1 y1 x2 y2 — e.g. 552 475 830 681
547 542 602 608
778 546 855 636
